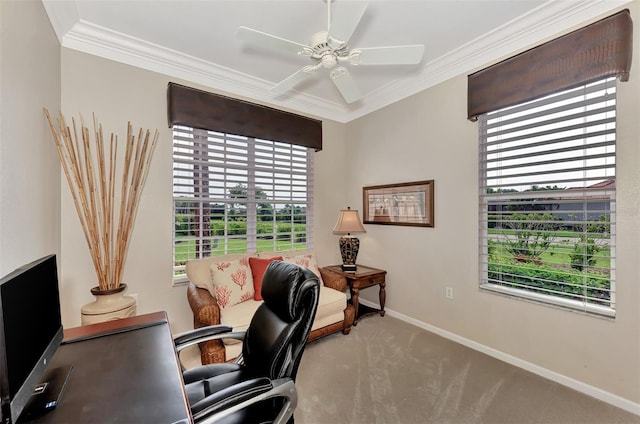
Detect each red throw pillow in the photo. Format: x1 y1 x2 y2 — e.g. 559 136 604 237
249 256 283 301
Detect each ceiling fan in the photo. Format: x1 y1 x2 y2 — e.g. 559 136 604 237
237 0 425 104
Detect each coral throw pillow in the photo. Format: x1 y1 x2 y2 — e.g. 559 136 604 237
210 257 254 309
282 253 324 285
249 256 283 301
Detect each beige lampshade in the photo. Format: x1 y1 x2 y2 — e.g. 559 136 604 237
332 207 366 234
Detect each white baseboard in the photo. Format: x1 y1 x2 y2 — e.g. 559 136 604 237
359 299 640 416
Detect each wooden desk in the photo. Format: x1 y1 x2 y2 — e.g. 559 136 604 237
24 312 191 424
322 265 387 325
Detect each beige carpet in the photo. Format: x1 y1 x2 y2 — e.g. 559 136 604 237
295 315 640 424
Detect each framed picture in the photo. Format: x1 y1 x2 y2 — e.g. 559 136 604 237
363 180 434 227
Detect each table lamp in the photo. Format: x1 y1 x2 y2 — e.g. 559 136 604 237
332 207 366 272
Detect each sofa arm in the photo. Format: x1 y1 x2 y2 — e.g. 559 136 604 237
187 283 221 326
319 267 348 292
186 282 227 364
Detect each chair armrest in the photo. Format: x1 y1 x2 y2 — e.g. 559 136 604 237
191 377 272 417
174 325 233 348
192 378 297 424
319 267 348 292
174 326 245 355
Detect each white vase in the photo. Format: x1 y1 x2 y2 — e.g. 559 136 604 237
81 283 136 325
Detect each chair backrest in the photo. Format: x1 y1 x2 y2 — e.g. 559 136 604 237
241 261 320 381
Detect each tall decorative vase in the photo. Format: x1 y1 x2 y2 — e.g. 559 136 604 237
81 284 136 325
45 110 157 326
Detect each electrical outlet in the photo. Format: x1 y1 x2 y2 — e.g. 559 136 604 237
445 287 454 299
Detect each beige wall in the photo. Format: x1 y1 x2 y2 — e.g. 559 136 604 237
0 0 61 275
345 4 640 407
12 0 635 411
58 49 348 333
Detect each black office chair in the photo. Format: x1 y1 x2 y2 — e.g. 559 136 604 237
174 261 320 424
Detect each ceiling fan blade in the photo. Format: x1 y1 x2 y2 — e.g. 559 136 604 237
238 26 312 56
330 67 361 104
327 1 368 44
350 45 425 65
271 65 319 95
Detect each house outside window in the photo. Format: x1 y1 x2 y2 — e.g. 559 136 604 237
478 78 616 317
172 126 314 282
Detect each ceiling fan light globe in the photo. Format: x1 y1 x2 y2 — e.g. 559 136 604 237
321 54 338 69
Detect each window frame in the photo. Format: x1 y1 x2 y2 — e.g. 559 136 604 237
478 78 617 318
172 126 315 283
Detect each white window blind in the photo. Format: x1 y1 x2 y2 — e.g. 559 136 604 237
173 127 314 281
479 78 616 317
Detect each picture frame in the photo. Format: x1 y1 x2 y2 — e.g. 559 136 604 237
363 180 434 227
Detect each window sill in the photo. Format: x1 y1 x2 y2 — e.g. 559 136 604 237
480 282 615 319
173 275 189 286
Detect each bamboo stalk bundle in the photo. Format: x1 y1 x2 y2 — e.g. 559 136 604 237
44 108 159 291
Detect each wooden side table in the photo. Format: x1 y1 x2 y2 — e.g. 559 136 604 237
322 265 387 325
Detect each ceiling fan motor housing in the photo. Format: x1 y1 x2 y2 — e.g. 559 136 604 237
310 31 348 69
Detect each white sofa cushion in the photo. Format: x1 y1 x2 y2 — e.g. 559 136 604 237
220 286 347 361
315 285 347 324
221 285 346 332
220 299 262 345
220 285 347 358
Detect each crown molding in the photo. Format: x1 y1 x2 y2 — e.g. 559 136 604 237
43 0 632 124
343 0 633 122
60 20 350 122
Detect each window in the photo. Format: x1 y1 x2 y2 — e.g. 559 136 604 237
479 78 616 317
173 126 314 281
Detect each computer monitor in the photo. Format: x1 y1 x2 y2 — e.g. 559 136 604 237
0 255 64 423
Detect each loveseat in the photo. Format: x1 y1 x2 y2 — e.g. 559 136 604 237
186 249 355 364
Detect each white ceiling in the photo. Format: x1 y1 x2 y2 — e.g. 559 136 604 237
42 0 630 123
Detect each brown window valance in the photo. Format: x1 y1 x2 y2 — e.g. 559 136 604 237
167 83 322 150
467 9 633 121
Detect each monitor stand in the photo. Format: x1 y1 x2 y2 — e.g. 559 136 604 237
17 365 73 423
